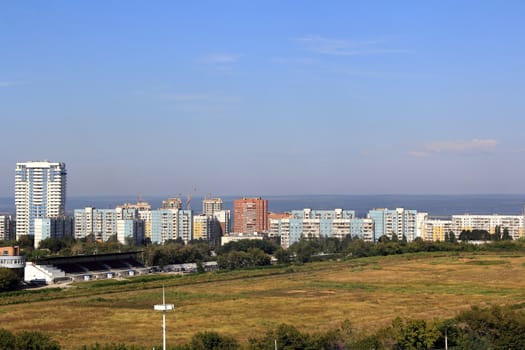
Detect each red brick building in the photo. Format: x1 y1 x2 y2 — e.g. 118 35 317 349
233 197 268 233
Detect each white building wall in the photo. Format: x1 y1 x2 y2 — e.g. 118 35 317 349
452 214 524 240
15 161 66 238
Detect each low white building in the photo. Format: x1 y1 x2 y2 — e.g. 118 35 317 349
451 214 524 239
24 262 65 284
221 232 264 245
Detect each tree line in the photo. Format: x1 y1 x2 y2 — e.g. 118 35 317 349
1 233 523 293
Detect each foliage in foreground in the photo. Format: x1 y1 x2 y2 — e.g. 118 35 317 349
0 329 60 350
4 304 525 350
0 267 21 292
287 236 525 264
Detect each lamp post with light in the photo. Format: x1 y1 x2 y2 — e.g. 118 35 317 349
154 286 174 350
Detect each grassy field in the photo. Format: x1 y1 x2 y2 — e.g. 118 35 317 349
1 251 525 349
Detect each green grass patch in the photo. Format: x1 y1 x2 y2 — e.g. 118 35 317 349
465 260 509 265
310 281 378 292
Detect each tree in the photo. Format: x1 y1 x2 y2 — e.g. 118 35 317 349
219 239 278 255
0 328 15 350
15 331 60 350
0 268 21 292
493 226 502 241
274 248 291 264
248 324 312 350
217 251 250 270
502 227 512 240
377 235 390 243
448 231 457 243
455 305 525 350
190 331 239 350
391 232 399 242
289 240 315 264
39 237 74 253
247 248 271 266
390 317 440 349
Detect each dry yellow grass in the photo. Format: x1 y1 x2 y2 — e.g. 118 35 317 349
1 251 524 349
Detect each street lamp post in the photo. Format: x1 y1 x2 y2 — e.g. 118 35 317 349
154 286 174 350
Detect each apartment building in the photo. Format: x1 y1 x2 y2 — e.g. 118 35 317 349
34 217 74 248
162 197 183 210
451 214 524 240
74 207 143 243
286 209 356 247
15 161 66 238
233 197 268 233
367 208 418 242
422 219 454 241
150 209 192 244
270 216 291 248
0 215 15 241
193 214 209 241
203 198 223 216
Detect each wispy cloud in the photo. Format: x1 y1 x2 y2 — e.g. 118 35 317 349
295 35 410 56
270 57 317 65
0 81 24 88
409 139 499 157
159 93 239 104
202 54 242 64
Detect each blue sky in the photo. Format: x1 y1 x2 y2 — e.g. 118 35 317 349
1 1 524 196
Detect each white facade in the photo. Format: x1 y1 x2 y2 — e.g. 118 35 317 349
15 161 66 238
367 208 418 242
451 214 524 240
416 212 429 239
270 218 291 248
150 209 193 244
221 233 264 245
349 218 374 242
24 262 65 283
423 219 454 241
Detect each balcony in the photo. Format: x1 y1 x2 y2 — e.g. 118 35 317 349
0 255 26 269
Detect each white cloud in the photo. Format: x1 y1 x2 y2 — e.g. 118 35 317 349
270 57 317 65
426 139 498 153
159 93 239 104
202 54 242 64
0 81 24 87
410 139 499 157
295 35 409 56
408 151 432 158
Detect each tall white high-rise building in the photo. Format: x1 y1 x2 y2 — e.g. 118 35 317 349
15 161 67 238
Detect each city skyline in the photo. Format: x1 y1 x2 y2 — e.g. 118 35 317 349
2 2 525 196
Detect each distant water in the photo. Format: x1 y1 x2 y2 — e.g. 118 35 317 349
1 194 525 218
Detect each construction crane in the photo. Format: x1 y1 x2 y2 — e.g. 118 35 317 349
186 187 197 210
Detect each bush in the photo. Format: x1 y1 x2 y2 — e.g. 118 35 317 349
0 328 16 350
190 331 239 350
15 330 61 350
0 268 21 292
